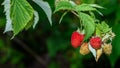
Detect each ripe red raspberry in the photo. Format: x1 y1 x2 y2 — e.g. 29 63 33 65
90 37 102 49
71 31 84 48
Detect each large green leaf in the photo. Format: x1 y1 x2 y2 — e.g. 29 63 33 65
11 0 34 36
54 1 73 13
79 12 95 40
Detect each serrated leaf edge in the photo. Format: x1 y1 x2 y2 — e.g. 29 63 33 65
2 0 13 33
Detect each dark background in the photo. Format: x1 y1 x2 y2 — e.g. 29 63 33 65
0 0 120 68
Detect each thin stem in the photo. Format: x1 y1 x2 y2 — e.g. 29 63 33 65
7 32 47 67
71 11 79 18
12 38 47 66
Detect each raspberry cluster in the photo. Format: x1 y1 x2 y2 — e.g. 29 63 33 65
71 29 115 61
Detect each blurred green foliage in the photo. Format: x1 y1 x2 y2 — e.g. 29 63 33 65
0 0 120 68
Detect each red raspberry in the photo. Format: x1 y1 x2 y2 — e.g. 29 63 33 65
90 37 102 49
71 31 84 48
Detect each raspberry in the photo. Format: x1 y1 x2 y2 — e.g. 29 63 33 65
71 31 84 48
80 42 90 55
103 43 112 55
90 37 102 49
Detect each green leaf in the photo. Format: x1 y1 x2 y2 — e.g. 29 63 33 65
11 0 34 36
79 12 95 40
2 0 13 33
54 1 73 13
89 4 104 9
89 11 95 19
25 15 34 30
74 4 96 12
101 21 111 33
95 10 103 16
96 21 111 34
25 10 39 29
33 10 39 28
32 0 52 25
74 4 103 15
90 4 104 16
96 27 102 37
